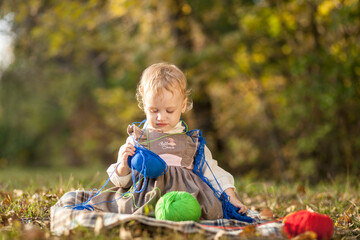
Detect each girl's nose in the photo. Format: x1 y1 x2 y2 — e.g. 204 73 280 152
157 112 164 120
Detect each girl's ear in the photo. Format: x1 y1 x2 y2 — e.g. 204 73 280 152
181 98 187 113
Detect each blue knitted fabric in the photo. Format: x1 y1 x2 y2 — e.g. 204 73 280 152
127 144 168 193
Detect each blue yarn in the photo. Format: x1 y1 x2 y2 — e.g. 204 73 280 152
188 129 255 223
128 145 168 179
65 164 119 211
68 120 168 211
68 147 168 211
72 203 95 211
128 121 168 193
128 144 168 193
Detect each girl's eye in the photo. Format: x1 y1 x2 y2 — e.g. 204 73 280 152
167 110 174 113
150 109 158 113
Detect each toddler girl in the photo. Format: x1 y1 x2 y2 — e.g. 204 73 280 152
94 62 248 220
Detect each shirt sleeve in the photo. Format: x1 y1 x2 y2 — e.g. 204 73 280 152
202 145 235 192
107 163 132 188
107 137 134 188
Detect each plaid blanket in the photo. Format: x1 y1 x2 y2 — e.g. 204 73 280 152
50 190 285 238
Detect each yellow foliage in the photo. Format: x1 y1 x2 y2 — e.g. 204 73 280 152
281 12 296 31
330 42 342 55
95 88 142 130
261 75 286 93
343 0 358 6
268 14 281 37
108 0 129 18
234 46 251 74
182 4 192 15
29 0 42 16
240 14 260 34
281 45 292 55
355 67 360 76
252 53 265 64
49 33 65 57
318 0 336 17
330 41 348 62
228 137 259 167
209 79 263 138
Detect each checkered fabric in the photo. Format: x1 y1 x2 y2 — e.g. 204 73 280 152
50 190 285 238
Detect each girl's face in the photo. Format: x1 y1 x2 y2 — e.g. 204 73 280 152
143 89 186 132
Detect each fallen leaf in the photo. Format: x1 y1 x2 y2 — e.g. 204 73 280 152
286 205 296 213
119 224 132 240
13 189 24 197
2 210 21 226
297 185 306 195
214 230 227 240
94 215 104 236
45 194 58 200
239 225 256 237
306 205 315 212
336 214 352 225
291 231 317 240
22 224 45 240
260 208 274 220
1 194 12 207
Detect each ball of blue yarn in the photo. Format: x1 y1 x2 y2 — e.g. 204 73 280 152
155 191 202 222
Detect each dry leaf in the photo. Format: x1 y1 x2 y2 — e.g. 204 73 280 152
239 225 256 237
119 224 132 240
45 194 58 200
13 189 24 197
286 205 296 213
344 214 352 223
291 231 317 240
214 230 227 240
306 205 315 212
336 214 352 225
297 185 306 195
260 208 274 220
2 210 21 226
280 226 289 238
22 224 45 240
1 195 11 207
94 215 104 236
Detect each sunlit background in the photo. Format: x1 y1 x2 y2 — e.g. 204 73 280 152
0 0 359 182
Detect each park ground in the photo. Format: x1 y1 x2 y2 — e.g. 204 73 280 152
0 167 359 239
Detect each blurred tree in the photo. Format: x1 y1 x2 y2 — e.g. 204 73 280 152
0 0 359 181
218 0 360 180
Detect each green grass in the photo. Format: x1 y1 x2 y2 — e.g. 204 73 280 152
1 167 359 239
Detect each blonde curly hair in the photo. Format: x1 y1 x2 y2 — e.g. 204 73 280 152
136 62 193 112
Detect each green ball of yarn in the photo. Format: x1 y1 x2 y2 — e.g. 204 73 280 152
155 191 202 222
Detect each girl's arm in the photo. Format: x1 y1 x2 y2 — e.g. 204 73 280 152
202 145 235 191
203 145 248 214
107 137 135 188
115 141 134 176
224 188 248 214
107 163 132 188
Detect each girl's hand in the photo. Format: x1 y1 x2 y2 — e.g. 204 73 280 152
115 141 135 176
224 188 248 214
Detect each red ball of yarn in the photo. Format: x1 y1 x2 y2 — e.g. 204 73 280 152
283 210 334 240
